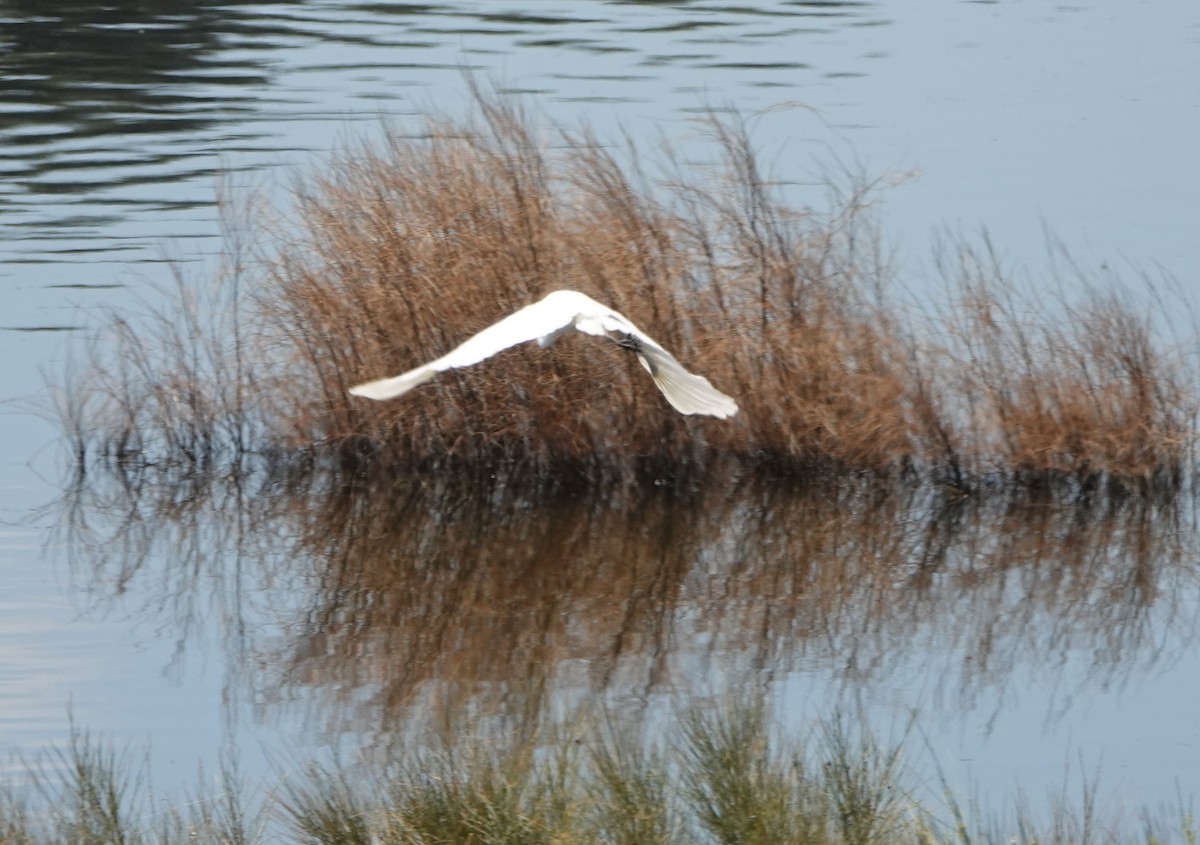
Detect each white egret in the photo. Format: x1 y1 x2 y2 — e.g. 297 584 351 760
349 289 738 418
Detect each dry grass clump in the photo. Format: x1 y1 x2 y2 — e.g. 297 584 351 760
61 87 1198 496
258 96 909 480
250 89 928 482
919 239 1196 493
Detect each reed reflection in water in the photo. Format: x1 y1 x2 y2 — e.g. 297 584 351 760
52 462 1199 764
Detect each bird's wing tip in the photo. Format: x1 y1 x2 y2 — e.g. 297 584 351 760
348 382 386 400
348 367 438 401
692 398 739 419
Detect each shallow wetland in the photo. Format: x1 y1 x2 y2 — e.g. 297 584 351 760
2 3 1199 842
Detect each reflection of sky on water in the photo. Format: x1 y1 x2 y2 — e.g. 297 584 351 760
1 0 1198 809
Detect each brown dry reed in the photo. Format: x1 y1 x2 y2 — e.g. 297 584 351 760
62 86 1198 497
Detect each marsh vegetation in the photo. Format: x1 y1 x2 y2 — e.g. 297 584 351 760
57 88 1197 499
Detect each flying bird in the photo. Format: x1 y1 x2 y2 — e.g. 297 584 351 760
349 289 738 418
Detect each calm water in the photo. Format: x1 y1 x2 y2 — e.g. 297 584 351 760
3 0 1200 812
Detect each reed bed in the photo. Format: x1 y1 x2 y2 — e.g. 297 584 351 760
3 707 1194 845
59 87 1198 497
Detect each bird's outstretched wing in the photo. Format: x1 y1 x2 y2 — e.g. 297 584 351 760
624 335 739 418
349 296 576 401
350 288 739 419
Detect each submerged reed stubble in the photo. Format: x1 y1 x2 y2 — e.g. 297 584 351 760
64 90 1198 497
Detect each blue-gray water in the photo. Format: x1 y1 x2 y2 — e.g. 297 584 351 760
2 0 1199 814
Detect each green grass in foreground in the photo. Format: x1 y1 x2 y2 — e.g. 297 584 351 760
2 706 1195 845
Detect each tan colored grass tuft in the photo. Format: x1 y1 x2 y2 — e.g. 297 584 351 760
255 94 928 479
930 239 1196 494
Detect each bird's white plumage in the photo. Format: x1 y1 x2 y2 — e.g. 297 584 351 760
349 289 738 418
